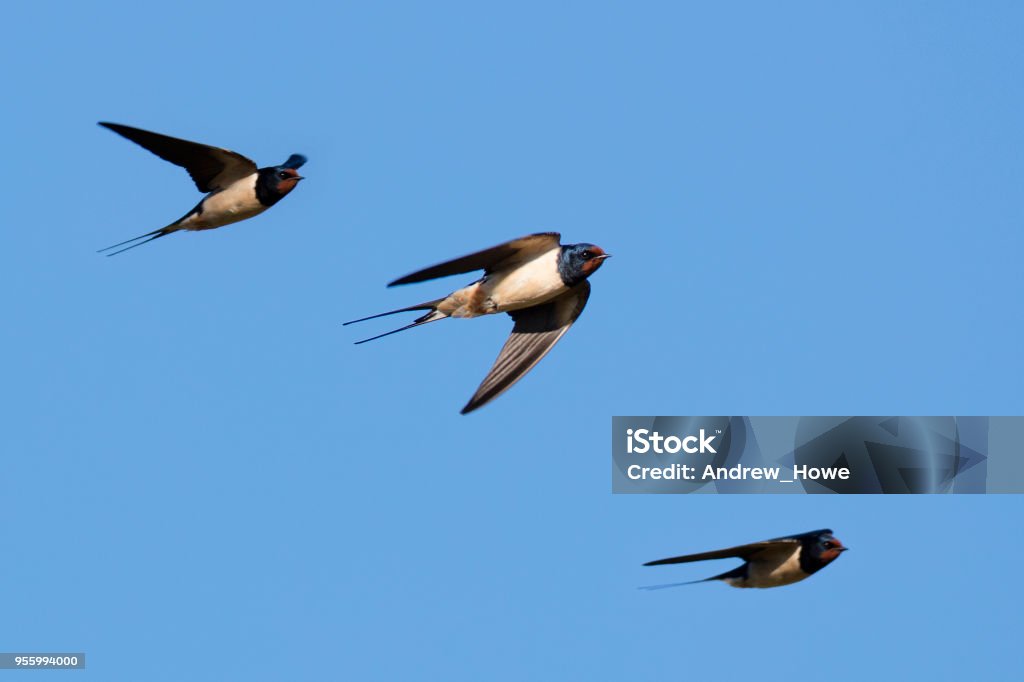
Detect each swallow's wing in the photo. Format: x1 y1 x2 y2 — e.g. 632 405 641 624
389 233 562 286
99 122 258 193
643 536 804 566
460 281 590 414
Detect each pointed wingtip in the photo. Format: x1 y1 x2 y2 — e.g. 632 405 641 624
283 154 307 169
460 393 490 415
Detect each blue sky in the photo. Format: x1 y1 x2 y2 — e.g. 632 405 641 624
1 1 1022 679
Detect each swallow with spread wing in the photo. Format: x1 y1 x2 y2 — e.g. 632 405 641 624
97 122 306 255
642 529 847 590
345 232 610 414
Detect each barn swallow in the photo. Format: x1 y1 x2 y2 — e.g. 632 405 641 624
641 529 847 590
96 122 306 255
344 232 610 414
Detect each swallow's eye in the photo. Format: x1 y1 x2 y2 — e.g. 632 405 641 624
823 541 834 549
580 250 592 259
277 171 289 179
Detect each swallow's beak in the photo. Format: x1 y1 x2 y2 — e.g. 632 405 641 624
595 254 611 260
838 546 848 552
294 175 305 181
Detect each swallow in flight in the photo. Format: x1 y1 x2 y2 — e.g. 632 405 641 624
641 529 847 590
97 122 306 255
345 232 610 414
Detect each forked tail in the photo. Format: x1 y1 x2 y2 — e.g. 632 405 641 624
343 299 447 344
97 226 175 256
637 578 713 591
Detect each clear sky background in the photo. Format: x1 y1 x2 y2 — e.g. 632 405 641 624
2 1 1022 679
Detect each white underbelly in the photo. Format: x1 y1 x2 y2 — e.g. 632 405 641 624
188 175 265 230
745 549 806 587
483 248 565 311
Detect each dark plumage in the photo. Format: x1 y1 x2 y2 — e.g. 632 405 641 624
96 122 306 255
557 243 606 287
344 232 610 413
642 529 847 590
254 155 308 207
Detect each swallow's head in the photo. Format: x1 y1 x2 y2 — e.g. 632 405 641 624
273 166 304 193
814 531 848 563
256 155 307 205
559 243 611 286
275 154 307 191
